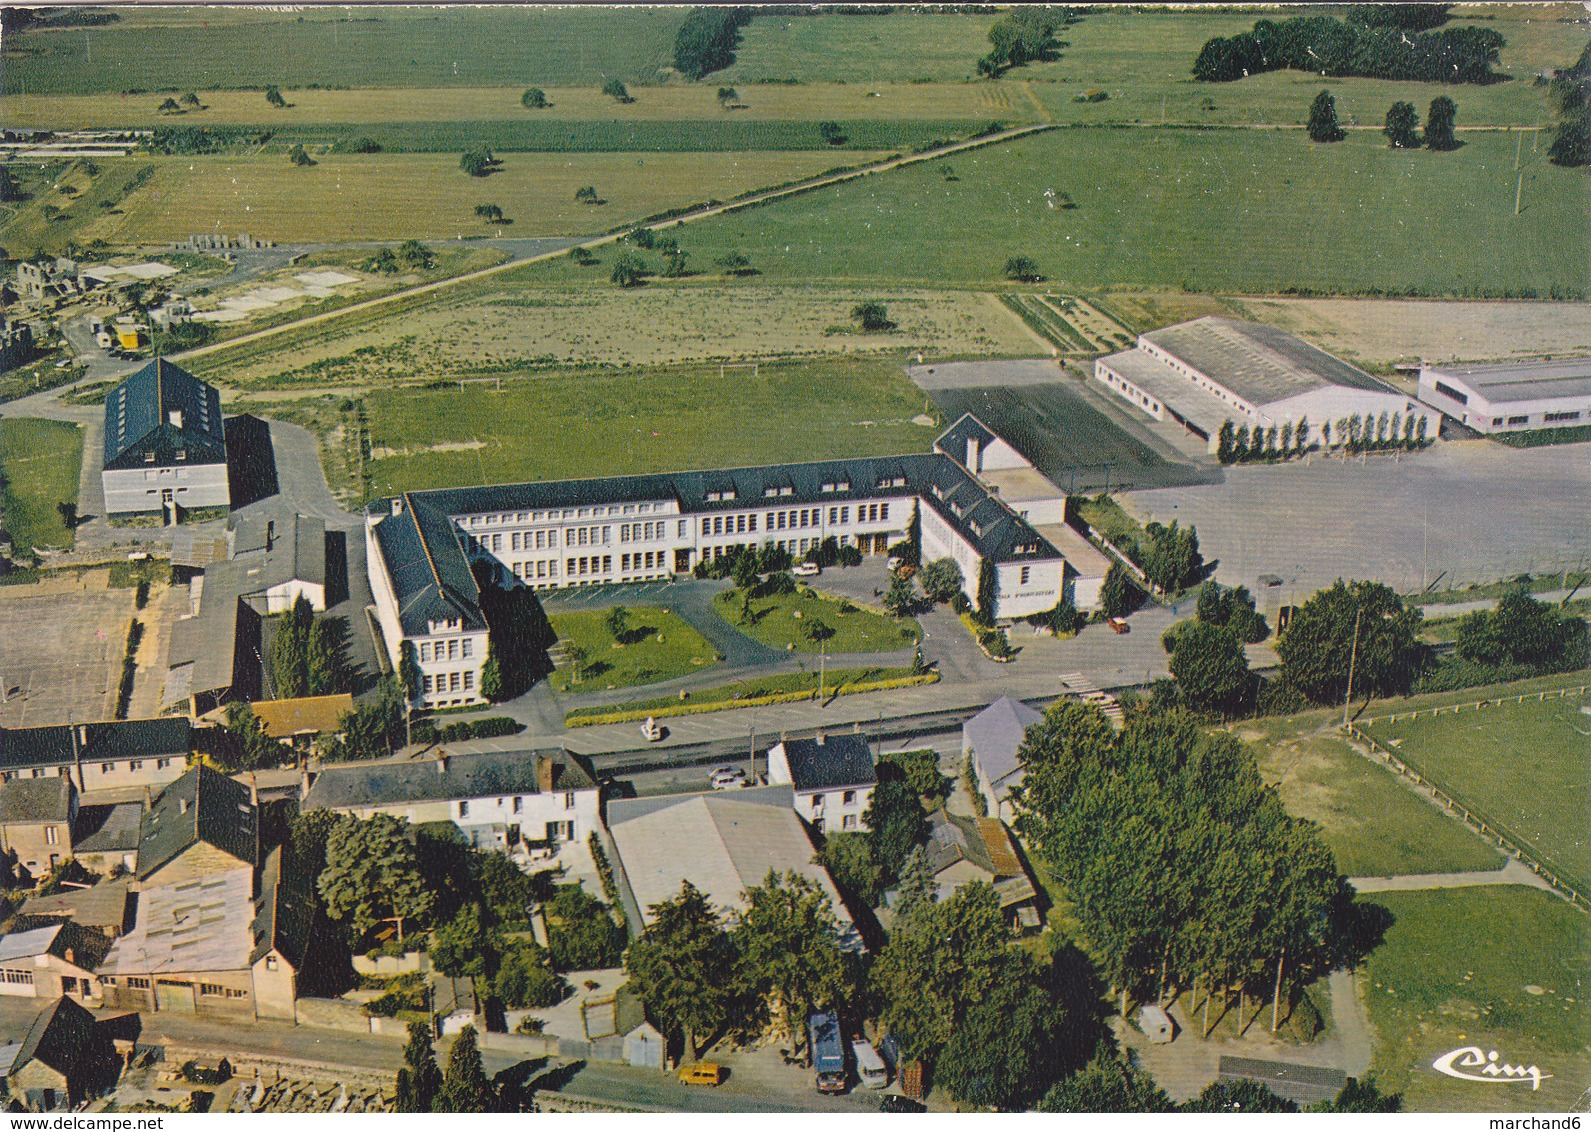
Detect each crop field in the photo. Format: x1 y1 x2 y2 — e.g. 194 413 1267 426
298 358 939 498
1227 297 1591 370
548 608 720 694
711 588 921 656
83 151 891 245
4 82 1035 130
1250 715 1503 877
0 420 84 556
1361 887 1591 1112
719 11 1018 85
2 7 685 94
1361 689 1591 893
673 127 1590 296
190 281 1035 389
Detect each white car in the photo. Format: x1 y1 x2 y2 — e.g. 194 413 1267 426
709 766 749 790
886 556 904 571
793 561 821 577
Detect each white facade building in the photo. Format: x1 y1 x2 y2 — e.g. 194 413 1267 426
101 360 229 518
766 732 877 835
1418 358 1591 436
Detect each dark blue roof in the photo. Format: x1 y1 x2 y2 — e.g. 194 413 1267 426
0 718 192 771
373 493 488 637
102 359 225 470
777 733 876 792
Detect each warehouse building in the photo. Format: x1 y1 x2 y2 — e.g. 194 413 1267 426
1095 317 1434 453
1417 357 1591 436
101 360 229 519
367 453 1069 709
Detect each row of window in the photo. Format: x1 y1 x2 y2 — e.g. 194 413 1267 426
456 792 575 819
0 969 34 986
464 502 661 527
424 671 476 695
568 555 612 577
419 638 474 663
511 559 560 581
620 551 667 572
0 758 173 784
618 521 671 543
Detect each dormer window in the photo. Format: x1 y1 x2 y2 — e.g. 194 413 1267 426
764 487 778 498
821 483 835 493
174 449 186 461
144 451 156 463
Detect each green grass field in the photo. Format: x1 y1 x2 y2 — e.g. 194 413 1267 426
563 664 922 724
1361 887 1591 1112
0 420 84 556
548 608 719 694
1252 716 1504 876
1361 690 1591 892
712 587 921 656
2 7 685 94
669 127 1590 297
299 358 937 499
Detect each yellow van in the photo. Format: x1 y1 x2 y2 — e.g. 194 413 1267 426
678 1062 724 1087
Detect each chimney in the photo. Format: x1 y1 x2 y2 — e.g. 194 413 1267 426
64 948 74 965
249 773 259 806
179 797 189 815
265 520 275 551
390 497 405 517
435 753 449 775
168 409 183 429
537 756 560 793
966 436 981 473
300 764 312 800
815 730 826 746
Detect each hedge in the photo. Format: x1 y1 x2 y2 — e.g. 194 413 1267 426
565 672 939 728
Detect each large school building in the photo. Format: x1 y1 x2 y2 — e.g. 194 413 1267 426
366 441 1082 710
1095 317 1435 452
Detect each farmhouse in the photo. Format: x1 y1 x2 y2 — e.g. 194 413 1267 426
766 731 876 835
0 778 77 878
607 784 862 950
302 748 600 854
2 997 120 1112
1417 357 1591 436
0 719 192 791
1095 317 1433 453
367 453 1072 705
100 359 229 519
97 765 309 1021
889 810 1039 930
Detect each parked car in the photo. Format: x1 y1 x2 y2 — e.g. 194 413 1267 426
853 1040 888 1089
879 1095 926 1113
678 1062 724 1087
1108 616 1130 634
709 766 748 790
793 561 821 577
639 716 664 742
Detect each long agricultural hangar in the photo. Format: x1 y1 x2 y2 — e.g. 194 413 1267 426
1094 317 1435 453
1417 357 1591 436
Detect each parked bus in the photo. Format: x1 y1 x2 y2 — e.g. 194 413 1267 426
852 1040 888 1089
809 1010 847 1094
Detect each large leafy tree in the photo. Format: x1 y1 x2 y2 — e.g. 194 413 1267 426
917 558 963 604
818 832 884 908
934 953 1072 1109
1039 1046 1174 1113
1384 100 1421 148
439 1025 497 1113
1425 95 1458 150
1169 620 1252 716
624 881 741 1060
1183 1079 1299 1113
271 594 314 698
1101 561 1140 619
863 762 928 882
318 813 435 941
733 870 846 1061
1274 580 1425 705
1455 584 1587 672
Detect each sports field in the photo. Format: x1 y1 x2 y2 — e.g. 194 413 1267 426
0 419 84 556
288 358 939 498
1361 688 1591 892
672 128 1590 296
1361 887 1591 1112
80 151 890 245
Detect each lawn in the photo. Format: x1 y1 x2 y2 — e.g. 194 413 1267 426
1360 887 1591 1112
1250 714 1504 877
192 276 1035 389
548 608 719 695
86 151 892 245
1360 689 1591 893
712 587 921 656
0 419 84 555
564 664 925 725
2 7 685 94
269 358 941 502
671 127 1591 297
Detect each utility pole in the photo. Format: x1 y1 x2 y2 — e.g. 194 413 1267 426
1515 129 1522 170
1342 607 1364 727
1515 171 1524 217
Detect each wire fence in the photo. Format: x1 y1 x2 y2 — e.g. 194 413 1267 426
1346 684 1591 912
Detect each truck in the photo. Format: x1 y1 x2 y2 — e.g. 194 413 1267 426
808 1010 847 1094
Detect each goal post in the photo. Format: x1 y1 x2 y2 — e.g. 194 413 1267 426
719 361 759 380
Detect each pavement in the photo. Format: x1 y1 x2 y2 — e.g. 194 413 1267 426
1348 859 1556 894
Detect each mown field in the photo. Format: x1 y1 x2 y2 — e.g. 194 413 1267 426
1361 690 1591 893
1361 887 1591 1112
193 278 1036 388
282 358 940 499
0 419 84 555
712 588 921 656
1250 714 1504 877
1 7 685 94
671 127 1590 296
78 151 892 245
548 608 720 694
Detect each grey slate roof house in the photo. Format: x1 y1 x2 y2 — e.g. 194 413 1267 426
767 732 877 834
135 762 258 882
964 696 1043 823
101 359 229 517
0 719 191 792
3 996 119 1111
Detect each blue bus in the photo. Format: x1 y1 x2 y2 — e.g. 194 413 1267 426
808 1010 847 1094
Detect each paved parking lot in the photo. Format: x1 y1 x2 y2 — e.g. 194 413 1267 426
1128 440 1591 599
0 579 136 726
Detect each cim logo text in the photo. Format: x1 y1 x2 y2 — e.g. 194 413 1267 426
1432 1046 1552 1091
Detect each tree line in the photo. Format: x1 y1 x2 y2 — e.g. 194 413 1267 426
1194 15 1504 85
977 7 1068 78
1546 39 1591 169
673 7 752 80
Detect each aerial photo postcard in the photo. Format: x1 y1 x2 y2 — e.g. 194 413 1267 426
0 0 1586 1122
